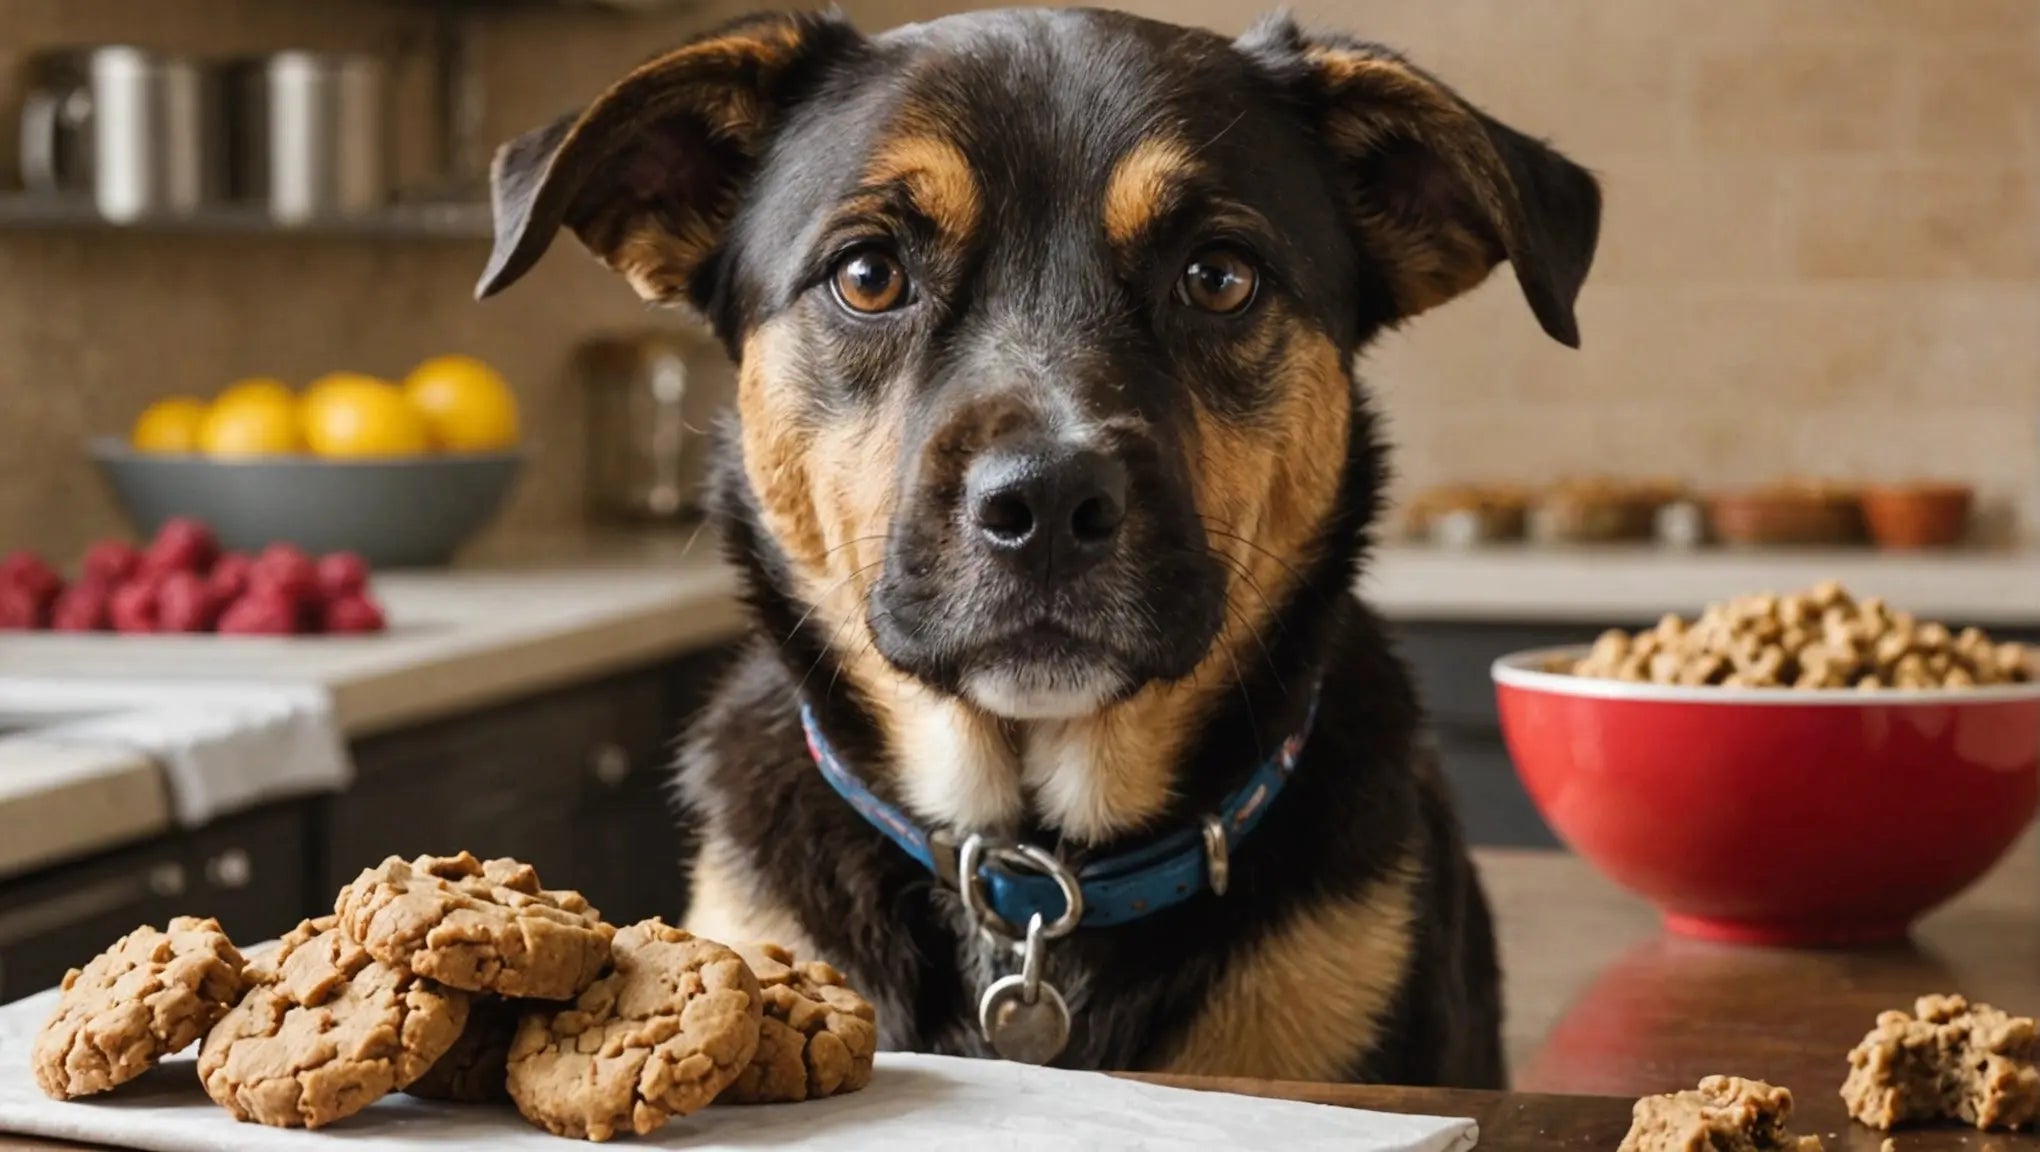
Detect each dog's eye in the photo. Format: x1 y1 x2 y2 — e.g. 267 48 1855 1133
1176 247 1259 315
830 247 910 315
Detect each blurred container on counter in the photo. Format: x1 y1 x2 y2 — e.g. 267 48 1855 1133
578 328 734 525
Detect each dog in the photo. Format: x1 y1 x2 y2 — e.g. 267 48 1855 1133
477 6 1598 1087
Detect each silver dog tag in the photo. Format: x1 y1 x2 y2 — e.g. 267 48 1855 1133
979 972 1071 1065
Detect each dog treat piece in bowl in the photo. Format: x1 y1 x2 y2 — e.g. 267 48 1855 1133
1561 582 2031 691
1621 1076 1823 1152
1497 584 2040 945
1841 994 2040 1132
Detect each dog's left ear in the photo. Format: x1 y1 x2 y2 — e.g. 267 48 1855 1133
1238 16 1601 347
476 11 862 305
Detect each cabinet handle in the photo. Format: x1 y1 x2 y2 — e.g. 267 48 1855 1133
588 742 632 789
205 849 252 891
0 862 185 947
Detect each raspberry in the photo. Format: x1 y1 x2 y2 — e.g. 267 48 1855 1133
0 584 40 630
0 549 61 610
142 517 220 577
208 552 255 603
315 551 370 599
50 583 112 632
156 571 220 633
109 579 161 634
321 593 387 634
250 543 317 603
82 541 141 587
217 591 300 636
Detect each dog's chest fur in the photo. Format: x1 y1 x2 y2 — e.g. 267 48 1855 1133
677 597 1504 1084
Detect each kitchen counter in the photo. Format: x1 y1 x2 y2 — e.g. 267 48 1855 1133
1362 541 2040 625
0 535 744 739
2 531 2037 881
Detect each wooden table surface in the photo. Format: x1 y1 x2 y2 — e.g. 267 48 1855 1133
8 835 2039 1151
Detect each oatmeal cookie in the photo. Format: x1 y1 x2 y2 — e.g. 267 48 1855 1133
719 942 878 1104
31 917 247 1100
1621 1076 1823 1152
334 851 612 1001
198 917 469 1129
1841 994 2040 1131
405 995 520 1104
507 919 762 1142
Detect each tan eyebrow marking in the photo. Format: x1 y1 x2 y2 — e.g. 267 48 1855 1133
1103 135 1198 248
861 134 982 242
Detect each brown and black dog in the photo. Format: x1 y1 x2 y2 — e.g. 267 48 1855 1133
478 7 1598 1087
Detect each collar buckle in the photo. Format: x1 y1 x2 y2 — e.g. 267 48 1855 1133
1200 813 1231 898
957 834 1085 944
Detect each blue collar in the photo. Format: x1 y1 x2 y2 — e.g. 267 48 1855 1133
799 690 1319 930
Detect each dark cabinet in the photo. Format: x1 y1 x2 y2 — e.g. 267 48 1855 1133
0 806 307 1003
319 648 731 928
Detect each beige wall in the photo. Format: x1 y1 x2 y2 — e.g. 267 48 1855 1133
3 0 2036 558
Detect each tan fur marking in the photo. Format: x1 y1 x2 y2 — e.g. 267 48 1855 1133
685 831 823 958
1102 136 1196 248
863 135 982 243
1302 46 1520 321
736 319 1023 833
1157 857 1419 1079
1025 328 1351 843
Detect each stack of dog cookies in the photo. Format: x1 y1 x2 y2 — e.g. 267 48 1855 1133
29 851 879 1142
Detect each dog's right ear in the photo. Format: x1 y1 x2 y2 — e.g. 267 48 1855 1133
476 11 861 305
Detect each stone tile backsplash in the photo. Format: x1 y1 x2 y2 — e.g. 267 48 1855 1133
0 0 2034 558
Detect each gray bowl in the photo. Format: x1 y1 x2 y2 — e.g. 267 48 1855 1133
91 438 526 568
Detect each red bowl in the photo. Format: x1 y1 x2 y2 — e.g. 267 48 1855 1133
1494 648 2040 947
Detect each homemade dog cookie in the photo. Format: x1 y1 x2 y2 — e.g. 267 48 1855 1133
335 851 613 1001
719 942 878 1104
1621 1076 1823 1152
198 916 469 1129
405 995 520 1104
31 917 247 1100
507 919 762 1142
1841 994 2040 1131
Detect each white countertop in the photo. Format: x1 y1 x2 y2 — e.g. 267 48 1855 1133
1 532 2035 881
1361 543 2040 625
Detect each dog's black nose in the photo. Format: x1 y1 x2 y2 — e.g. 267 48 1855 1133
966 441 1127 579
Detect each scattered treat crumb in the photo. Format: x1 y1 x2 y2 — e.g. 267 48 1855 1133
1560 584 2031 690
1878 1140 1894 1152
1620 1076 1823 1151
1841 994 2040 1132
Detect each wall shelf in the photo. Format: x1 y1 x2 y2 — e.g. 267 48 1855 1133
0 193 492 240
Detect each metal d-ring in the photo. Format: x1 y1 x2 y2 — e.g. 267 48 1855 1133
1201 813 1230 898
957 834 1086 942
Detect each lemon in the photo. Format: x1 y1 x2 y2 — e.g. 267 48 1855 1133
403 354 520 453
130 396 209 454
198 390 303 458
213 376 296 411
301 377 430 458
303 371 387 407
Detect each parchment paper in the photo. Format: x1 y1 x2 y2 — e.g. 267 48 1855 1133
1 987 1477 1151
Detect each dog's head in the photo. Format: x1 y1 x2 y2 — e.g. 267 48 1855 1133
482 8 1597 836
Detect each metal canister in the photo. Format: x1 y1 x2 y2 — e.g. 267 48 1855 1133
226 52 388 222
